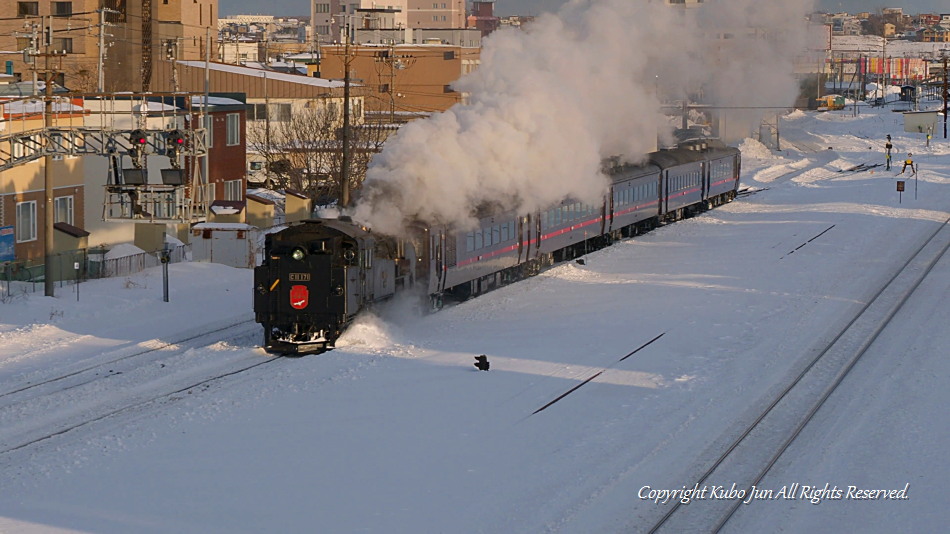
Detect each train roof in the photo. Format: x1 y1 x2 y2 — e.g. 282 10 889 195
279 217 374 240
649 139 738 168
604 160 661 183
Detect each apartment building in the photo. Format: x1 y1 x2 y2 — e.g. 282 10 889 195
0 0 217 92
310 0 465 45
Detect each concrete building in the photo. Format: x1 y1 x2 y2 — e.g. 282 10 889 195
309 0 467 46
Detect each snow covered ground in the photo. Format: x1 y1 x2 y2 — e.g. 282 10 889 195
1 103 948 533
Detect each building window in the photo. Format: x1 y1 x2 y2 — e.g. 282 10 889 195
52 2 72 16
54 196 74 225
224 179 243 201
104 0 126 23
275 103 292 122
52 38 73 53
16 201 37 242
206 116 214 148
17 2 38 17
226 113 240 146
248 103 267 120
315 3 330 13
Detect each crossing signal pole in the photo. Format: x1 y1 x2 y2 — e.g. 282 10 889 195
942 54 948 139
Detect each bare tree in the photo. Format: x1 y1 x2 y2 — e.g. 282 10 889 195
246 104 390 206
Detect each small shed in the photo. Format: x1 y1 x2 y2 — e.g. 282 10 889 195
903 110 938 134
284 189 312 223
52 223 90 281
900 85 916 102
191 222 261 268
209 200 246 224
246 193 277 229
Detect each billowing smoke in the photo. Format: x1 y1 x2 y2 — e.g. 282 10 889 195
351 0 815 236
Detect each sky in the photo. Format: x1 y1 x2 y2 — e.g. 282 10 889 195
1 90 949 532
218 0 950 18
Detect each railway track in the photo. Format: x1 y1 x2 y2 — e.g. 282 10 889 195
0 319 280 459
644 216 950 533
0 318 258 403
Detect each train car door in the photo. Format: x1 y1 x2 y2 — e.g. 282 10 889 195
660 171 668 216
343 245 362 316
517 216 524 262
520 214 532 261
433 228 446 294
702 160 709 202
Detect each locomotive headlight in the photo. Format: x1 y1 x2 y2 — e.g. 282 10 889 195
291 247 306 261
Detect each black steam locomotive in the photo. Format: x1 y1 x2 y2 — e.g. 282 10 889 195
254 138 740 354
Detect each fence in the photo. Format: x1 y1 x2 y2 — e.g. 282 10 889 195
1 244 191 297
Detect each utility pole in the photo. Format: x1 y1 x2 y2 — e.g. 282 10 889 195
96 8 119 92
203 28 211 208
340 18 353 208
166 38 180 92
37 16 65 298
389 42 396 123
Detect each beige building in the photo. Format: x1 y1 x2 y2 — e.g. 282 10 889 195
0 0 217 92
0 98 87 262
314 43 479 117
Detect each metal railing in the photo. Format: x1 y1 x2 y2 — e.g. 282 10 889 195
0 244 191 297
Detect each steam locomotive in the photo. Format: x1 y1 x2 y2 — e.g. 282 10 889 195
253 138 740 354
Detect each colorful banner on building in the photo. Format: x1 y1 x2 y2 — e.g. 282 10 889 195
858 57 927 81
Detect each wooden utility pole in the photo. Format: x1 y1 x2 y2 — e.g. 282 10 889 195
340 21 353 208
37 17 65 297
44 60 54 298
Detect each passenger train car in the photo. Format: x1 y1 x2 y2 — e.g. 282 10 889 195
254 138 740 353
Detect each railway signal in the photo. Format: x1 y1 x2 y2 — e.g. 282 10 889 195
130 129 148 145
129 129 148 167
165 129 185 168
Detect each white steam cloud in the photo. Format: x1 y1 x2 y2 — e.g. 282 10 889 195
351 0 815 236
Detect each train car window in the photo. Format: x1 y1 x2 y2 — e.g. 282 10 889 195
475 230 483 249
493 225 500 245
501 223 509 241
466 232 475 252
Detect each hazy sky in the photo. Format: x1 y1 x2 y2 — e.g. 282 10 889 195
219 1 950 18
